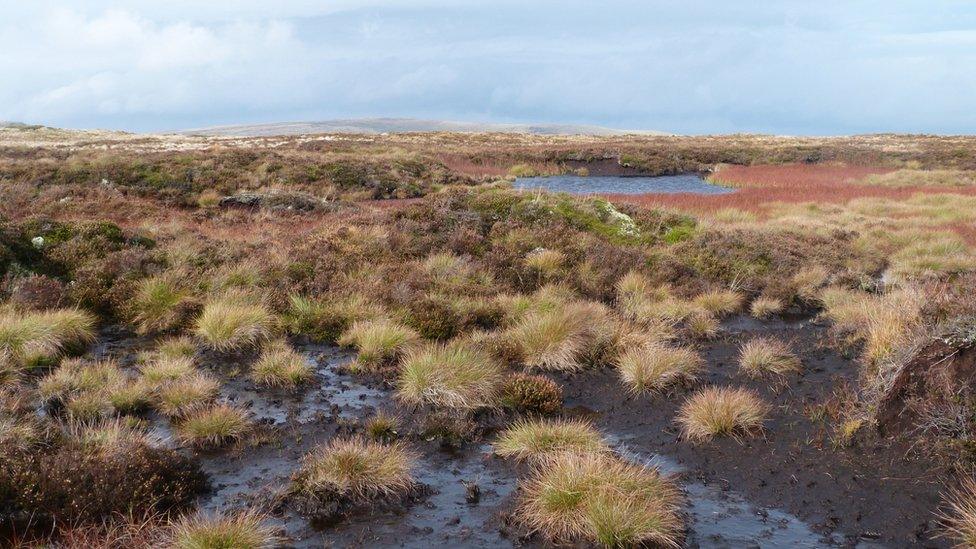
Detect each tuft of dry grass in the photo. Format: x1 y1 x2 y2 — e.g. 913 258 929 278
940 477 976 548
293 437 416 503
750 297 784 319
693 289 743 316
685 311 719 339
616 342 703 394
130 272 192 335
0 308 96 368
175 403 251 449
493 418 609 462
339 318 419 370
155 336 198 360
510 301 614 372
251 341 314 387
517 452 682 547
677 387 767 441
155 372 220 417
738 337 802 377
166 509 278 549
194 292 275 352
141 356 196 385
397 341 502 409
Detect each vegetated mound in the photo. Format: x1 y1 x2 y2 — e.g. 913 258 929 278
877 338 976 436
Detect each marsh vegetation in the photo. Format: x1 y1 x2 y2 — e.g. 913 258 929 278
1 126 975 546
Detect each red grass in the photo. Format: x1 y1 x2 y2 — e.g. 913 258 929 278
606 164 976 214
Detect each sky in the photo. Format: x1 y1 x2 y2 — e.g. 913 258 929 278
1 1 975 135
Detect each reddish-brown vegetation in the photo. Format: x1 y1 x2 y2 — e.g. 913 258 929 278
607 163 976 214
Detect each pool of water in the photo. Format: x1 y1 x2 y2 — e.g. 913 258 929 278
515 174 734 195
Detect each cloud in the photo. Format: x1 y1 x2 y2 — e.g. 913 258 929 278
1 2 975 133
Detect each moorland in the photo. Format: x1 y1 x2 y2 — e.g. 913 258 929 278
2 126 976 547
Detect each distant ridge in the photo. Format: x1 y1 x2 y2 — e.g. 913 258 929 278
178 117 668 137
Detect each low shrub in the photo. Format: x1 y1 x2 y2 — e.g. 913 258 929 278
499 373 562 415
0 437 207 525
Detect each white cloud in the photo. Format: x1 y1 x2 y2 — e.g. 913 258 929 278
1 1 974 133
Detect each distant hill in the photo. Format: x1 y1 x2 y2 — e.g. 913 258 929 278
178 118 668 137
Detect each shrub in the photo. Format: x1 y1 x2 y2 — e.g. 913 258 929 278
517 452 682 546
176 403 251 449
7 274 64 310
130 273 195 335
194 292 275 352
338 319 418 371
738 337 801 377
251 341 314 387
166 509 278 549
750 297 784 319
494 418 608 462
616 343 703 394
404 294 463 340
0 438 206 525
499 373 562 415
693 289 743 316
677 387 767 441
397 341 502 409
292 437 416 520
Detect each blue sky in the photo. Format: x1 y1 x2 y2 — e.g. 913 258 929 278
2 1 975 134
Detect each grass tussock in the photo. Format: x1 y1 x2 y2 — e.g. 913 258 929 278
738 337 802 377
166 510 278 549
616 342 704 394
339 318 419 370
293 437 416 506
510 301 614 372
251 341 314 387
750 296 784 319
494 418 609 462
685 311 719 339
285 293 382 342
0 308 96 368
397 341 502 409
517 452 682 547
130 272 193 335
141 355 196 385
155 372 220 417
175 403 251 449
155 336 198 360
692 289 743 316
677 387 767 441
820 286 923 369
940 477 976 548
194 292 275 352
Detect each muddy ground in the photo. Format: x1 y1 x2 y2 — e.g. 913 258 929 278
88 313 947 548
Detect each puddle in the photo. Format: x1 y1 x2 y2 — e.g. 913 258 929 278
515 174 735 195
615 442 854 548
